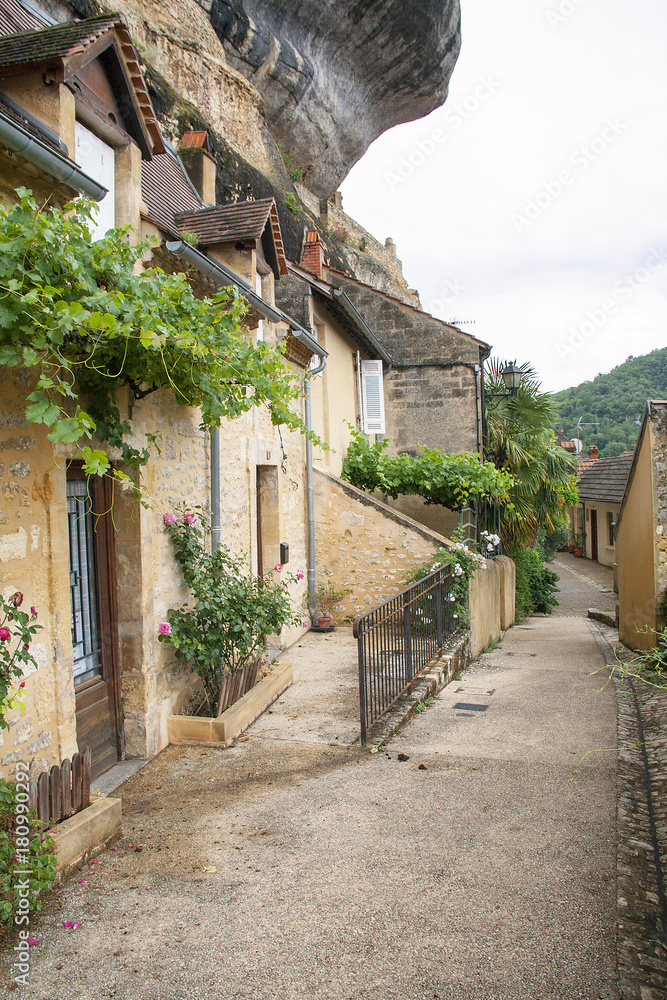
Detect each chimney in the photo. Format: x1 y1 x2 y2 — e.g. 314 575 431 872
589 445 599 461
385 237 397 257
301 230 325 279
179 131 216 205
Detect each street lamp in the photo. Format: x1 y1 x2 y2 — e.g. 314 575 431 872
499 362 522 394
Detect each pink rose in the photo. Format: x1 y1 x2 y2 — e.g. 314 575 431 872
297 569 304 581
183 513 196 525
158 622 172 636
0 628 9 642
275 564 281 573
30 606 37 618
303 620 310 628
163 512 177 525
20 681 25 689
28 937 37 947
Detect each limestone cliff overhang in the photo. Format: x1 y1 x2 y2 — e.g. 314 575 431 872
0 12 164 158
287 260 392 371
175 198 287 279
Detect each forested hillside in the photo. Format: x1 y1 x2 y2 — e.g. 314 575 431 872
553 348 667 457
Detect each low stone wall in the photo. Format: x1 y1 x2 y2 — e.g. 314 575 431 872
497 555 516 632
313 467 449 621
469 560 502 658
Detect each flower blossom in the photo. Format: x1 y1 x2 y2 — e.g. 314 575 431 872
30 606 37 618
487 543 494 552
9 592 23 608
28 937 38 947
275 564 282 573
182 513 196 526
454 564 464 577
0 627 9 642
158 622 172 636
296 569 305 581
303 620 310 628
163 512 177 525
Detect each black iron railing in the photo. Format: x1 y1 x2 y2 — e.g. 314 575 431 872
353 567 457 743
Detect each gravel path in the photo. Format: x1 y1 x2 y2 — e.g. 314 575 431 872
0 557 621 999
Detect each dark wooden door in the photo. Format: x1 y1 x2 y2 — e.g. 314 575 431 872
590 508 599 562
67 470 123 779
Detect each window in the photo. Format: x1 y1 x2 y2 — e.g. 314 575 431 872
74 121 115 239
360 359 385 435
608 512 615 546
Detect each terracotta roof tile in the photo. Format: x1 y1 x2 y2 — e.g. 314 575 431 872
141 149 203 237
0 13 164 156
175 198 287 275
0 14 119 68
577 452 634 504
180 131 210 151
0 0 45 36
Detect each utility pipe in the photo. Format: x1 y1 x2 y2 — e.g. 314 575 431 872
0 113 107 201
304 352 327 622
210 427 221 554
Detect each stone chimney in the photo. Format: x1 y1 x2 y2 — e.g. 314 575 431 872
385 237 397 257
179 131 216 205
589 445 599 461
301 230 325 279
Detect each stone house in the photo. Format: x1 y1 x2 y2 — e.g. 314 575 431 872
571 452 633 569
615 402 667 650
0 5 495 781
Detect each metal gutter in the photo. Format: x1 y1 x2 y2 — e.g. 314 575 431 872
165 239 327 358
0 112 107 201
331 287 392 369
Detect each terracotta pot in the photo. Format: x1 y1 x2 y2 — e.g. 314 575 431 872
574 548 583 558
568 545 575 553
317 614 333 628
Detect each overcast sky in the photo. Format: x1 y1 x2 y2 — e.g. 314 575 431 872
340 0 667 393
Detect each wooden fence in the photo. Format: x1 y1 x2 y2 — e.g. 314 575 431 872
27 748 91 830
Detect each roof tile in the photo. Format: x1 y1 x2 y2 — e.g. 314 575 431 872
175 199 275 245
577 452 634 504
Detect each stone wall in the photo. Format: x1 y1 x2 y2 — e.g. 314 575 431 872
325 271 486 459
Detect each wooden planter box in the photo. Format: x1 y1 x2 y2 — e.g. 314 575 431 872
167 661 292 746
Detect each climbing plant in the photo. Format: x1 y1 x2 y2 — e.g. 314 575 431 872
342 427 512 510
0 190 311 482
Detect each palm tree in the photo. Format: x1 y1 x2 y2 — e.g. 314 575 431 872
484 359 578 547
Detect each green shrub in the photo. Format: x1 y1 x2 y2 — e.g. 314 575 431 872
538 527 569 562
0 780 56 934
509 545 559 619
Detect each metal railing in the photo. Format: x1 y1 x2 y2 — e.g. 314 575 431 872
353 567 457 743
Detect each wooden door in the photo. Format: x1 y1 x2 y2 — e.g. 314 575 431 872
590 508 599 562
67 470 123 779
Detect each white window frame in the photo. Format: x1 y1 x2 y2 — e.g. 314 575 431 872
360 358 385 435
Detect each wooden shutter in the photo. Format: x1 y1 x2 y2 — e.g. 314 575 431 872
74 122 115 239
361 359 385 434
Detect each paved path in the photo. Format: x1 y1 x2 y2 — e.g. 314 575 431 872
1 560 621 999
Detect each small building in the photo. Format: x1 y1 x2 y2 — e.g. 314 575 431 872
572 452 633 569
615 402 667 650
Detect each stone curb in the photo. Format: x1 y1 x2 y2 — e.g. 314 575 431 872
167 663 293 747
50 796 122 877
588 607 619 628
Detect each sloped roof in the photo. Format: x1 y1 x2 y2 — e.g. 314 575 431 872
577 452 634 504
0 0 46 36
0 13 164 156
175 198 287 276
141 148 203 237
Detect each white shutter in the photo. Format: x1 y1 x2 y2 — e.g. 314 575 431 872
74 122 115 240
361 359 385 434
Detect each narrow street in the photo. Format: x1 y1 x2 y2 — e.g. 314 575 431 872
2 560 623 999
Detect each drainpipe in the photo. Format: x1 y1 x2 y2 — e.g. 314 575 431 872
0 113 107 201
210 428 221 554
301 296 328 622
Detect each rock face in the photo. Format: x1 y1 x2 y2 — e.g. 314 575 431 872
206 0 461 198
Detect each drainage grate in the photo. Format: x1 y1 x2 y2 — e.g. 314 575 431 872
453 702 488 712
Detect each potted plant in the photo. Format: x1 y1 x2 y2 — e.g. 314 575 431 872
568 536 575 554
312 582 350 629
159 510 304 718
573 531 583 557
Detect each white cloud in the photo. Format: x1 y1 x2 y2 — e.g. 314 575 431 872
340 0 667 393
